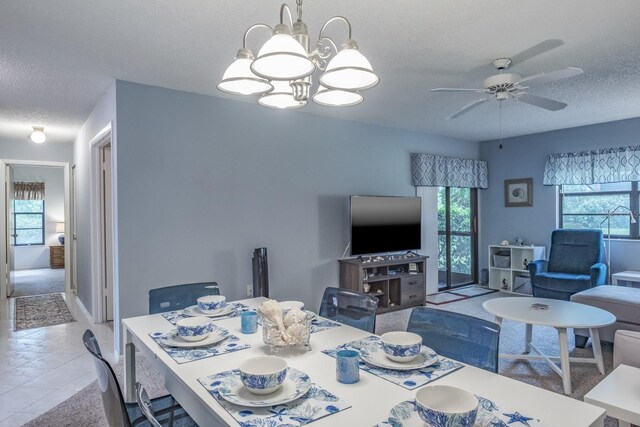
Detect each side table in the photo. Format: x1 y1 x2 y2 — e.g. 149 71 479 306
584 364 640 427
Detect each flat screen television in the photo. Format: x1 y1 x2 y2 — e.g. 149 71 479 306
350 196 421 256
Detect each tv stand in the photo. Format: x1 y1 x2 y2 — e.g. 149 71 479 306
339 255 428 314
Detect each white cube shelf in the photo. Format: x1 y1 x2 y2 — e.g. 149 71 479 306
488 245 546 295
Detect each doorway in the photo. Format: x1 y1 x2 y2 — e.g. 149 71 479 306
1 160 71 299
437 186 478 290
89 127 115 323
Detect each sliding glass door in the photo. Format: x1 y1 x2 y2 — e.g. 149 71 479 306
438 187 478 290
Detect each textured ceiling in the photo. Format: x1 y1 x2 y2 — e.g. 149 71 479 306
1 0 640 144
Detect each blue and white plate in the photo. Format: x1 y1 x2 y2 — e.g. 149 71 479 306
217 367 311 408
158 329 229 348
184 304 235 318
361 344 438 371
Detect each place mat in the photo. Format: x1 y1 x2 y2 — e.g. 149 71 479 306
149 325 250 364
376 396 545 426
322 336 463 390
161 302 252 325
310 317 342 334
198 369 351 426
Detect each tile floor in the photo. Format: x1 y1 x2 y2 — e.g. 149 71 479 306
0 292 115 426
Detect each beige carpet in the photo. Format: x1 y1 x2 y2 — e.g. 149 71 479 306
26 292 620 426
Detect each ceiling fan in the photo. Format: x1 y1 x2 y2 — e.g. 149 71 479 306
431 40 584 119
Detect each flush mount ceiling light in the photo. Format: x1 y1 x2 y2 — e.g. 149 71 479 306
30 126 46 143
218 0 378 109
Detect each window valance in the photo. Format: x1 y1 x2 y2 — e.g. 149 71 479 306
411 153 488 188
14 182 45 200
544 145 640 186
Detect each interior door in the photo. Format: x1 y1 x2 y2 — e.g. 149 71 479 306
5 165 15 297
71 165 78 294
101 145 114 321
438 187 478 290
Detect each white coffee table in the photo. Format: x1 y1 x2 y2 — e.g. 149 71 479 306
612 270 640 286
483 297 616 394
584 364 640 427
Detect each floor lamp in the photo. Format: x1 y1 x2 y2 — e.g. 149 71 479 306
600 206 636 284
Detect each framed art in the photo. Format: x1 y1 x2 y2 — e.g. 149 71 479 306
504 178 533 207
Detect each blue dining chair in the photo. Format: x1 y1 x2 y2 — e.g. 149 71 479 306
82 330 197 426
407 308 501 373
319 287 378 333
149 282 220 314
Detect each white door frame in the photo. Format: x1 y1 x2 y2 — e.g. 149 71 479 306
89 123 118 323
0 159 71 299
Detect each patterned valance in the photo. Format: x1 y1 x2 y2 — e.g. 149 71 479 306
544 145 640 186
14 182 45 200
411 153 488 188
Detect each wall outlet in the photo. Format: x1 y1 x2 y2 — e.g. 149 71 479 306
246 285 254 297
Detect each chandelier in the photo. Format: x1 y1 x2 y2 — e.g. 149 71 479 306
218 0 379 109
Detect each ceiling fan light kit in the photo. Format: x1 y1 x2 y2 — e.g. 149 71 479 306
218 0 378 109
431 41 584 119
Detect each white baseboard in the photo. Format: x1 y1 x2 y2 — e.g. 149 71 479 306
75 295 93 322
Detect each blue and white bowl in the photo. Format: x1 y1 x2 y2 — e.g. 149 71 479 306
197 295 226 314
239 356 288 395
415 385 478 427
380 331 422 362
176 316 213 342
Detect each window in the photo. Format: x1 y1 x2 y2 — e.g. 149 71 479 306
559 182 639 239
13 200 45 246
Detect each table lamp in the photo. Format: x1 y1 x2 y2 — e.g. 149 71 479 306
55 222 65 245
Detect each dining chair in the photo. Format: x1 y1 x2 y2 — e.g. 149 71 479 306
82 330 197 426
318 287 378 333
407 307 501 373
148 281 220 314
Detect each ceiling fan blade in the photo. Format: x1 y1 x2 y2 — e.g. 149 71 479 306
431 88 487 93
447 97 494 119
465 39 564 80
510 39 564 66
516 93 567 111
517 67 584 86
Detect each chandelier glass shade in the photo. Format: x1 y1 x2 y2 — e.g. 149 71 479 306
312 85 363 107
319 43 379 91
258 80 306 109
217 49 274 95
218 1 378 109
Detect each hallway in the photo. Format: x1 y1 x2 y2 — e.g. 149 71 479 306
10 268 65 298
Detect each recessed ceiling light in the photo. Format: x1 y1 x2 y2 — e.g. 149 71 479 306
30 126 46 143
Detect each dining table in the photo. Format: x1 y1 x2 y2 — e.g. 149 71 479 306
122 297 606 426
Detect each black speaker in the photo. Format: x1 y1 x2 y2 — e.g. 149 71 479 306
252 248 269 297
480 268 489 285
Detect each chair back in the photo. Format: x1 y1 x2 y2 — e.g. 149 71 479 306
319 287 378 333
149 281 220 314
547 229 604 274
83 329 131 427
407 308 500 373
136 382 163 427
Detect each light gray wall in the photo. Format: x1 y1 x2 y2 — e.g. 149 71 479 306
0 138 72 163
73 82 117 314
113 80 479 347
479 117 640 275
12 165 65 269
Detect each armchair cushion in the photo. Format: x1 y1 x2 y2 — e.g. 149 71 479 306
534 272 592 294
590 262 607 286
528 259 548 277
547 229 604 274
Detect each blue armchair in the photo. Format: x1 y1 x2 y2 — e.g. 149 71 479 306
528 229 606 301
